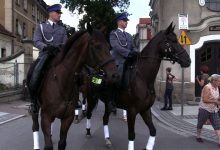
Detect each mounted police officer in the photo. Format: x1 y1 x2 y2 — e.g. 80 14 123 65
109 12 139 112
28 4 68 113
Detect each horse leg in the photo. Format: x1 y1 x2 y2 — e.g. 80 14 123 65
51 119 55 136
74 109 80 124
127 109 137 150
58 115 74 150
86 97 97 137
140 110 156 150
82 96 87 117
41 112 53 150
102 103 112 148
32 112 40 150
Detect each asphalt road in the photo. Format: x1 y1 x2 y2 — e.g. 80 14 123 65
0 101 219 150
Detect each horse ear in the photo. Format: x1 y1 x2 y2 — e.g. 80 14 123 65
165 22 173 34
86 22 93 35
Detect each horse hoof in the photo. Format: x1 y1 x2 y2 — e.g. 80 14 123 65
122 116 127 122
74 119 79 124
105 138 112 148
86 134 91 138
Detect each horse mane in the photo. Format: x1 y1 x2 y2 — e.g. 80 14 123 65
141 31 163 54
60 30 87 61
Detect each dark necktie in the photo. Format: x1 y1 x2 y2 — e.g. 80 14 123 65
52 23 55 28
123 31 126 37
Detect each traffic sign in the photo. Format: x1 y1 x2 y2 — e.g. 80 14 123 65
178 31 191 45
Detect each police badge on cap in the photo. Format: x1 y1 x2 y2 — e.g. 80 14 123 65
47 4 62 14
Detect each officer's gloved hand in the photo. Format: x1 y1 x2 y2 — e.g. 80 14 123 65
43 46 60 56
127 51 140 60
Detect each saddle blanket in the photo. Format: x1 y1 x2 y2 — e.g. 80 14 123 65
0 112 25 125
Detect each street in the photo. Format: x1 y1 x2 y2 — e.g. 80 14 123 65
0 100 219 150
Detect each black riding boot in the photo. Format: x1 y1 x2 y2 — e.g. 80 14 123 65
28 54 50 114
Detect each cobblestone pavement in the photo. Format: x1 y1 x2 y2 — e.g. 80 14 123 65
152 101 218 143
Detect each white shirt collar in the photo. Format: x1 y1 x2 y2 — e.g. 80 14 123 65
118 28 125 32
48 19 55 26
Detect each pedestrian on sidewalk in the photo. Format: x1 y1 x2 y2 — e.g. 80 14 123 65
161 67 176 111
196 65 209 99
196 74 220 147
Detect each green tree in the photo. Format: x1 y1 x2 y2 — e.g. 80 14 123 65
60 0 130 37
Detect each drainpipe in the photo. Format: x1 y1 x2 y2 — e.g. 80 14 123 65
11 0 15 54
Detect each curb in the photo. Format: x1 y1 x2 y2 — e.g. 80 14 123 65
151 102 218 144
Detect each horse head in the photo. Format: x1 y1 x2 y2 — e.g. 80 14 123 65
158 22 191 67
85 23 119 83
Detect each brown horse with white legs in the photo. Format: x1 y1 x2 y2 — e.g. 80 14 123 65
83 23 191 150
26 23 119 150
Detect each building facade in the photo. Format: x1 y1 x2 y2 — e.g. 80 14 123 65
149 0 220 102
0 0 47 58
0 0 47 87
136 18 152 51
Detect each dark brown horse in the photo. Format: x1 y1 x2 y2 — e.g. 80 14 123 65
83 23 191 150
27 23 119 150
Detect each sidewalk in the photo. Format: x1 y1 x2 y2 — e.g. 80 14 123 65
0 100 29 125
152 101 218 143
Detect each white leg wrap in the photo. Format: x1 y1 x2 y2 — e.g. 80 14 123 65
123 110 127 116
104 125 109 138
86 119 91 129
146 136 155 150
51 122 54 136
75 109 79 115
82 104 86 111
128 141 134 150
33 131 40 149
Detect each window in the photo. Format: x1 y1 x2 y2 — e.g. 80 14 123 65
16 0 20 5
37 9 40 22
16 19 18 35
205 0 220 12
200 47 212 62
1 48 6 58
24 0 27 10
23 22 26 38
218 48 220 58
32 4 35 17
32 27 35 40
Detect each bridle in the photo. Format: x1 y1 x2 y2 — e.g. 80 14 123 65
86 33 115 77
162 39 186 64
139 39 186 64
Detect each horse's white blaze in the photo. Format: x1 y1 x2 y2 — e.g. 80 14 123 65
33 131 40 149
146 136 155 150
128 141 134 150
86 119 91 129
75 109 79 115
82 104 86 111
104 125 109 138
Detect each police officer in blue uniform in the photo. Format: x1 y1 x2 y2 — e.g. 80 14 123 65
110 12 138 67
28 4 68 113
109 12 139 112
